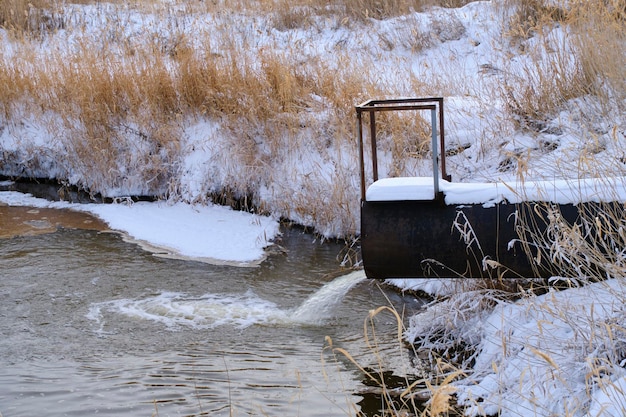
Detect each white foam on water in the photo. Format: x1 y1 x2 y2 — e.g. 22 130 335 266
87 271 367 329
90 290 290 329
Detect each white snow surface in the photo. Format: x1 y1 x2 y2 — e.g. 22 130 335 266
0 191 280 265
366 177 626 206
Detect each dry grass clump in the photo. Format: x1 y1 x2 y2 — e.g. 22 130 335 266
0 35 183 194
501 0 567 42
178 37 373 137
0 4 393 205
55 46 181 194
340 0 476 20
569 0 626 111
502 52 592 132
500 0 625 132
324 304 467 416
0 0 64 35
514 200 626 284
177 41 380 157
235 0 478 27
345 0 435 20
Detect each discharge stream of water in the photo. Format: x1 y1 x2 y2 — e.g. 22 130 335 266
292 270 367 323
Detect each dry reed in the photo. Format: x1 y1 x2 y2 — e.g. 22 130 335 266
499 0 624 133
0 0 64 35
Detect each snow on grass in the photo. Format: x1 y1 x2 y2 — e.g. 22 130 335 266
459 278 626 416
403 278 626 416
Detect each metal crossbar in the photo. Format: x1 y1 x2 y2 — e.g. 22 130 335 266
355 97 448 201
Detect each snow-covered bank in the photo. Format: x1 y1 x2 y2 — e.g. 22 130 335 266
0 190 280 265
402 277 626 417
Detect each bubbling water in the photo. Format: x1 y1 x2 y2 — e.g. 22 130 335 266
88 270 368 330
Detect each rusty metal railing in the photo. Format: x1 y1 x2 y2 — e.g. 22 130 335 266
356 97 449 201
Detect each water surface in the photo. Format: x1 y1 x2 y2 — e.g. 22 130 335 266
0 207 422 416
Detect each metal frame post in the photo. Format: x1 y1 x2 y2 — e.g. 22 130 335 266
431 108 440 197
356 97 447 202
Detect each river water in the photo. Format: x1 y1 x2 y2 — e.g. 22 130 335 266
0 204 423 417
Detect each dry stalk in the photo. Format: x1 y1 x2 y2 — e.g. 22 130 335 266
500 0 624 134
